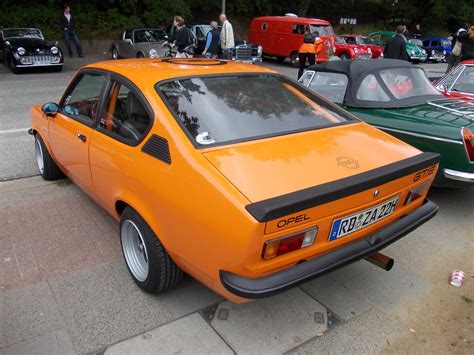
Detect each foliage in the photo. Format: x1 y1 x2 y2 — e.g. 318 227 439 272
0 0 472 40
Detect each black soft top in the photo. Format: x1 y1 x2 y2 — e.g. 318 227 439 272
307 59 441 108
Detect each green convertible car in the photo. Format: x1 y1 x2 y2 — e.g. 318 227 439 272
300 59 474 187
368 31 427 63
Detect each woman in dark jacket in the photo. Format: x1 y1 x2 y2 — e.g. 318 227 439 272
202 21 220 58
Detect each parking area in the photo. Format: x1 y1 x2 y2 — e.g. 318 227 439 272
0 57 473 354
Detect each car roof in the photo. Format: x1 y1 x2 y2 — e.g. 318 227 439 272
307 59 440 108
85 59 277 87
253 16 331 25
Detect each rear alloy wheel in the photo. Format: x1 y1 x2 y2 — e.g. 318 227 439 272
120 207 183 293
339 53 350 60
290 52 299 67
112 46 119 60
34 133 65 180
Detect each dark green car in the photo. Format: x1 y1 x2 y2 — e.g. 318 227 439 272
300 59 474 187
368 31 427 63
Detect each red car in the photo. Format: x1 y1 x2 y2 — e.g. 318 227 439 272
339 34 384 59
435 60 474 101
335 36 372 59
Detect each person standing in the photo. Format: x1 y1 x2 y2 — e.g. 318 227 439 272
219 14 234 60
412 24 423 39
458 24 474 61
446 23 469 72
297 28 323 80
202 21 220 59
383 25 408 61
60 4 84 58
172 16 194 58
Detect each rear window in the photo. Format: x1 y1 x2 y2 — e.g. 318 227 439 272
380 68 440 99
157 75 354 147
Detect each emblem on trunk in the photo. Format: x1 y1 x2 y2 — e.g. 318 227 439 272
336 156 359 169
374 190 380 197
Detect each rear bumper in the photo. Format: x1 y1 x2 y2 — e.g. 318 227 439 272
444 168 474 183
220 199 438 299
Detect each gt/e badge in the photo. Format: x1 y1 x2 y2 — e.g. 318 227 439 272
413 165 436 181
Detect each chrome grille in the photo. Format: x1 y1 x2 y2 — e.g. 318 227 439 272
235 46 252 60
20 55 60 65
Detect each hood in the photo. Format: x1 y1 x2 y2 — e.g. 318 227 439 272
203 122 420 202
406 42 423 54
6 37 50 49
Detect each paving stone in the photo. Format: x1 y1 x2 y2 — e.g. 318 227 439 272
342 263 432 320
1 329 76 355
288 307 406 354
210 288 327 354
49 261 175 354
106 313 233 355
0 281 64 348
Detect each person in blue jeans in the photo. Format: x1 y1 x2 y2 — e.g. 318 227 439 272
60 4 84 58
202 21 220 59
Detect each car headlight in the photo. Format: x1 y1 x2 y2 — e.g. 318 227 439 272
51 46 59 55
411 50 416 55
368 47 372 53
353 48 359 53
422 49 426 54
257 45 262 55
149 49 158 58
17 47 26 56
443 50 447 55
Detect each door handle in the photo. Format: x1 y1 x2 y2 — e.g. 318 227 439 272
77 133 87 142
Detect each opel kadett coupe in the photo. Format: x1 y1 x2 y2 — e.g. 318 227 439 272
30 58 439 302
300 59 474 187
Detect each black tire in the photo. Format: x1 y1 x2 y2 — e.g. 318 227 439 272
137 52 145 58
339 53 350 60
112 46 120 60
34 133 65 180
8 56 20 74
276 56 286 62
290 52 299 67
120 207 183 294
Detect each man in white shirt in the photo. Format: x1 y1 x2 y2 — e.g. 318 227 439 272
219 14 234 60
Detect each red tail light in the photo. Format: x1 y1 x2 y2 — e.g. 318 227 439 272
462 128 474 162
263 227 318 260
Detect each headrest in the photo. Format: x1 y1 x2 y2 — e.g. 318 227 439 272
126 91 147 118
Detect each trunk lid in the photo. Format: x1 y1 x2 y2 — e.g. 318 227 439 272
203 122 421 202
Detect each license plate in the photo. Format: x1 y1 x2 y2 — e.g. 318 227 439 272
329 195 399 241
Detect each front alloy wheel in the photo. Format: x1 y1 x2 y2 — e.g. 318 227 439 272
121 219 149 282
112 47 119 60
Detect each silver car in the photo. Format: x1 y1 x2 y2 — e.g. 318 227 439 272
110 28 169 59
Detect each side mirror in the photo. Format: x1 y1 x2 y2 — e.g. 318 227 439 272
41 102 59 117
125 38 132 44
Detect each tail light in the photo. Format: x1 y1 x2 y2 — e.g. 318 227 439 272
404 179 433 205
462 128 474 162
263 227 318 260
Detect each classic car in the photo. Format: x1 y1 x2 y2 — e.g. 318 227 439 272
368 31 427 63
110 28 169 59
0 27 63 73
335 36 372 60
435 60 474 101
339 34 384 58
30 58 439 302
409 39 444 63
300 59 474 187
164 23 262 62
422 37 452 58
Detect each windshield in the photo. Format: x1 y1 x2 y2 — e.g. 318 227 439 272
133 29 166 43
300 71 349 104
3 28 43 39
157 75 354 146
335 37 346 44
451 66 474 93
441 39 451 46
357 37 373 45
379 68 441 99
310 25 334 36
409 39 423 46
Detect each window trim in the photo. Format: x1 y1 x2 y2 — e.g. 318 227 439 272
154 72 358 149
58 69 108 128
94 71 155 147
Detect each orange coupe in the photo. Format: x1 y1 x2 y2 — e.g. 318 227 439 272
30 58 439 303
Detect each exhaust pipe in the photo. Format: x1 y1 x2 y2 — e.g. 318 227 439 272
365 252 394 271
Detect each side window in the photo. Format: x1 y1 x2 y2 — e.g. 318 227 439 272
438 65 464 90
61 73 105 123
432 40 440 46
292 24 305 34
356 74 390 102
308 72 348 104
124 30 132 41
261 23 268 30
99 81 152 143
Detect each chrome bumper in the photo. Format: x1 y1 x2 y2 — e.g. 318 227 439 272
444 168 474 183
